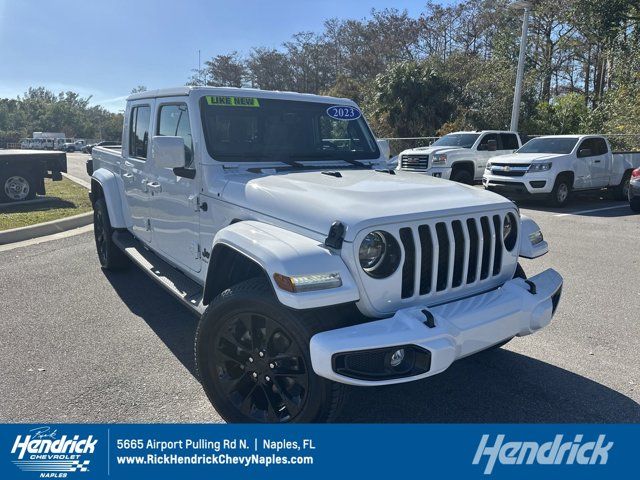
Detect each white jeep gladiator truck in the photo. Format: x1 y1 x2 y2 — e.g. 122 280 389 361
396 130 522 184
89 87 562 423
483 134 640 207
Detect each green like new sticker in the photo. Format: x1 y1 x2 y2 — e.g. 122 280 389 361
206 96 260 107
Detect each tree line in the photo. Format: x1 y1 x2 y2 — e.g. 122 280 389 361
0 87 123 146
188 0 640 147
2 1 638 149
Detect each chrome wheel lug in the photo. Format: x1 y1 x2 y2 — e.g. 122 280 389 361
265 375 271 382
258 351 265 358
248 357 254 363
269 363 275 369
252 372 258 380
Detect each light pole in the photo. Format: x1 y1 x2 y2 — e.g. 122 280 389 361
509 1 532 132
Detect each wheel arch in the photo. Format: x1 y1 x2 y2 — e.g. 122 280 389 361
451 161 476 181
556 170 575 187
202 243 271 305
203 221 360 310
90 169 127 228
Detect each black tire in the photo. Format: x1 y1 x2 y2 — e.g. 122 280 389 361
630 197 640 213
93 198 129 270
450 168 474 185
547 175 572 207
195 278 346 423
612 171 631 201
0 169 36 202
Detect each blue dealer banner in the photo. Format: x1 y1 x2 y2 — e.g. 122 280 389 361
0 424 635 479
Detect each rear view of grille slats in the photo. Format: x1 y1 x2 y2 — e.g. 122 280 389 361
480 217 492 280
492 215 503 276
397 213 510 302
418 225 433 295
399 228 415 299
465 218 479 284
451 221 465 288
435 223 449 291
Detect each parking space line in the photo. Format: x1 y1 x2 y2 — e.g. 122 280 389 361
0 224 93 252
553 205 630 217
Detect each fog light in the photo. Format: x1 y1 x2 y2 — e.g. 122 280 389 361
390 348 405 367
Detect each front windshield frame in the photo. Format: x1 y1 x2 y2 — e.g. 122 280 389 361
199 96 380 163
431 133 480 149
517 137 579 155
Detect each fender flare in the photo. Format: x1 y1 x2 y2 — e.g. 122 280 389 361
91 168 127 228
208 221 360 310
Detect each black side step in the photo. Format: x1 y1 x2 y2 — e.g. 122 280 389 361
112 230 205 316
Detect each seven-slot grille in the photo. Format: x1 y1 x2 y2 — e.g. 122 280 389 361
397 214 510 300
400 154 429 171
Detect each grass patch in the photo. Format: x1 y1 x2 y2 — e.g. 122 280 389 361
0 178 92 231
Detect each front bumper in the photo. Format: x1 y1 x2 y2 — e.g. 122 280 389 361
483 172 554 195
400 166 452 179
310 268 562 386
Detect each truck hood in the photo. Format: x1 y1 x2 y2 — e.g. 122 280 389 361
491 152 566 164
219 169 513 241
403 146 466 156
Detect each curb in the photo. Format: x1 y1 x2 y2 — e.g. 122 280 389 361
0 211 93 245
0 197 52 210
62 172 91 189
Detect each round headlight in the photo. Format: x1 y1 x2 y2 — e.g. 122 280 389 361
359 231 401 278
359 232 387 270
503 212 518 251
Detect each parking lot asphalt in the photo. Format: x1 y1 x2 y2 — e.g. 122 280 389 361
66 152 92 184
1 169 638 422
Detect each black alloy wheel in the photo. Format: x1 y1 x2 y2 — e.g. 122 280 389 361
211 311 309 422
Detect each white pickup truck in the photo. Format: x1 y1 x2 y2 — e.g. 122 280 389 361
89 87 562 423
483 135 640 207
396 130 522 183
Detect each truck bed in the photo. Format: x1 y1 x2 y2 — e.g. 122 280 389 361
0 149 67 176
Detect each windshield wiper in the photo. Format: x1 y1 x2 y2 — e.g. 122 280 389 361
288 154 373 169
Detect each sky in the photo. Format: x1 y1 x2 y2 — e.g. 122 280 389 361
0 0 438 112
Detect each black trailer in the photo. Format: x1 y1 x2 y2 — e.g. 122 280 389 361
0 149 67 202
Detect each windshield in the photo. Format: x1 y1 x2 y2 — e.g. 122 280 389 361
431 133 480 149
517 137 578 154
200 96 379 162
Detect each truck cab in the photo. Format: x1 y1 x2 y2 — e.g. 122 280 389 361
396 130 522 184
89 87 562 423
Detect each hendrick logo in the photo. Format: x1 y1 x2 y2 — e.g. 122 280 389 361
473 434 613 475
10 427 97 477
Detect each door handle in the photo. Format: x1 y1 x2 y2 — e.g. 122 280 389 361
124 161 134 168
122 172 134 179
594 160 602 163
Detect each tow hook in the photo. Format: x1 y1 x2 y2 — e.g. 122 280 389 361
524 279 537 294
422 309 436 328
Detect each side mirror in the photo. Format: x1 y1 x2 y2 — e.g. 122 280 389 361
152 136 185 169
578 148 592 158
487 139 498 151
377 139 390 160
